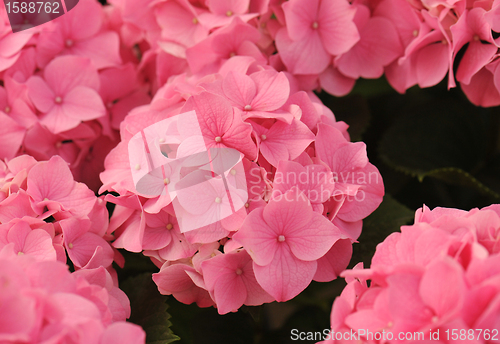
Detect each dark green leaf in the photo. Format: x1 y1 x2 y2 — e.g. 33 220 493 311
379 97 500 200
351 195 414 268
121 273 179 344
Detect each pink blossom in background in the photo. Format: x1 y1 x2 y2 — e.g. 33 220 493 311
0 246 144 344
0 155 115 270
320 204 500 343
276 0 359 75
35 0 122 69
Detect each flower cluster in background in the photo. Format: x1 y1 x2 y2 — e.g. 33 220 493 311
320 205 500 343
0 155 114 269
0 245 144 344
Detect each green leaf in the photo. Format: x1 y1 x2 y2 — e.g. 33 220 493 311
351 195 414 268
379 97 500 200
121 273 179 344
419 167 500 199
165 298 255 344
350 77 396 98
317 93 371 142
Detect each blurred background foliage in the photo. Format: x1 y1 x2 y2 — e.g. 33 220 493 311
117 77 500 344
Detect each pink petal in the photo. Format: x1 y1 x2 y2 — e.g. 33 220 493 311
415 41 450 88
26 76 55 113
419 258 465 317
456 41 497 85
282 0 319 41
461 67 500 107
39 106 81 134
20 228 56 261
253 244 317 301
27 156 75 203
100 322 146 344
44 56 100 95
317 0 359 56
232 207 279 266
222 71 257 109
69 32 122 69
275 28 331 75
0 112 24 159
336 16 402 79
256 119 315 167
313 239 353 282
0 191 36 222
62 86 106 120
206 0 250 15
319 66 356 97
250 70 290 111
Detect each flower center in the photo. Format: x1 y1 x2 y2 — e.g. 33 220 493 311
230 169 236 175
166 223 173 230
261 134 267 141
54 96 62 104
134 164 141 170
235 268 243 275
215 136 222 142
65 39 74 47
215 197 222 203
244 104 252 111
278 235 285 242
4 106 10 113
473 34 480 41
192 17 198 24
163 178 170 185
244 202 249 208
311 21 319 29
226 10 233 16
68 243 74 249
412 30 418 37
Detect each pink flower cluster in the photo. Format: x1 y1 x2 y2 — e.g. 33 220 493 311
273 0 500 107
0 154 146 342
0 0 150 191
271 0 500 106
321 205 500 343
0 245 144 344
103 0 500 107
0 154 115 270
100 51 384 313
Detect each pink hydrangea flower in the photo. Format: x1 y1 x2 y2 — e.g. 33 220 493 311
26 56 106 133
233 187 343 301
276 0 359 75
0 246 145 344
322 204 500 343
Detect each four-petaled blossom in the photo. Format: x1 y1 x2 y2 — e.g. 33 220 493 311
233 187 342 301
26 56 105 133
